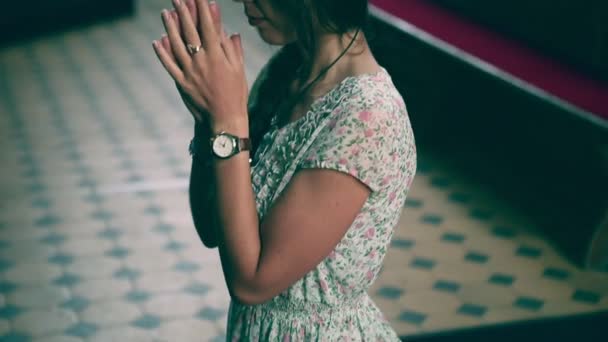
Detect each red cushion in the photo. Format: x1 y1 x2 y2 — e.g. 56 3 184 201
371 0 608 121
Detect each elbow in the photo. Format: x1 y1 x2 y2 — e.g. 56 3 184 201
201 238 218 249
232 290 271 306
192 221 218 249
197 224 218 249
229 279 275 306
190 212 218 249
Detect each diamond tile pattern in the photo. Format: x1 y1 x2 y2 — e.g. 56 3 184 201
52 273 81 287
196 307 226 322
398 310 427 325
131 314 162 330
125 290 151 303
64 322 99 338
377 286 405 299
420 214 443 226
464 251 489 264
184 283 212 296
410 257 436 270
0 281 18 294
572 290 601 304
433 280 461 293
48 253 75 266
514 297 544 311
0 305 23 320
441 232 465 244
391 238 415 249
488 273 516 287
0 332 32 342
543 267 570 281
61 297 91 313
0 1 606 341
457 304 488 317
516 245 543 259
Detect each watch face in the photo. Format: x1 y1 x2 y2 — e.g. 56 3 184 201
213 134 235 158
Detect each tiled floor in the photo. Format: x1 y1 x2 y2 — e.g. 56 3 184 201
0 1 607 341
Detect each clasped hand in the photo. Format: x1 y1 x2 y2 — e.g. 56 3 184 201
153 0 249 134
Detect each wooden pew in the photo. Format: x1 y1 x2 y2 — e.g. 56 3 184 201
368 0 608 266
1 0 135 46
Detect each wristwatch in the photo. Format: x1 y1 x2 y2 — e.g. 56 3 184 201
210 132 251 160
189 132 251 162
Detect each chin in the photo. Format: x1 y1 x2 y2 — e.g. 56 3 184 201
258 30 289 46
255 24 295 46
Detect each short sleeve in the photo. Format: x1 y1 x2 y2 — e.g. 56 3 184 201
299 99 398 192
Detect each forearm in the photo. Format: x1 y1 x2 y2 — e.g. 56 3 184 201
189 159 219 248
213 150 262 297
188 122 219 248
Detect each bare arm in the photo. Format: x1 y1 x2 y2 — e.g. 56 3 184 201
212 100 397 305
161 0 221 248
187 58 269 249
156 0 402 306
188 122 221 248
213 151 370 304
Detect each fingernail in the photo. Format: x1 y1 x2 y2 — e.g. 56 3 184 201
173 0 181 6
152 40 159 48
161 9 169 19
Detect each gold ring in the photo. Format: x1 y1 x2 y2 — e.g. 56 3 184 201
187 43 202 56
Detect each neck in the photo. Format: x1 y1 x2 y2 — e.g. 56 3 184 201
298 29 365 88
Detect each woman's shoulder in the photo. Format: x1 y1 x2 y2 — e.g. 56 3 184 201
354 68 405 106
331 67 409 126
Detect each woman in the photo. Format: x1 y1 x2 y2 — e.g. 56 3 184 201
153 0 416 340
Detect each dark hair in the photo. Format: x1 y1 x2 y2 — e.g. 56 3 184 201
249 0 373 156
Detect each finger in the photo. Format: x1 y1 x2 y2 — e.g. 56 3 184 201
169 10 184 38
162 9 191 68
222 33 239 67
170 10 179 24
196 0 220 50
160 35 178 66
173 0 202 50
209 0 223 39
232 33 245 65
168 2 198 41
189 0 224 40
186 0 199 28
153 39 185 82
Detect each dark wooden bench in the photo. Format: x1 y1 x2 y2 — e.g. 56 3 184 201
1 0 135 46
368 0 608 266
402 310 607 342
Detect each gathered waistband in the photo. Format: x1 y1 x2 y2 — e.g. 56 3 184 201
231 292 373 319
225 293 397 341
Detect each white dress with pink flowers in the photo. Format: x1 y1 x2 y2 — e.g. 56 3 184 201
226 66 417 341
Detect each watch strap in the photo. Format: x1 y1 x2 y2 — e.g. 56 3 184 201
237 137 251 153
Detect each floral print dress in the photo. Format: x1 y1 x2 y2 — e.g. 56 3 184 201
226 66 417 341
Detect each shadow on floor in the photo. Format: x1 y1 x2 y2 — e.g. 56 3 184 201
401 310 605 342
